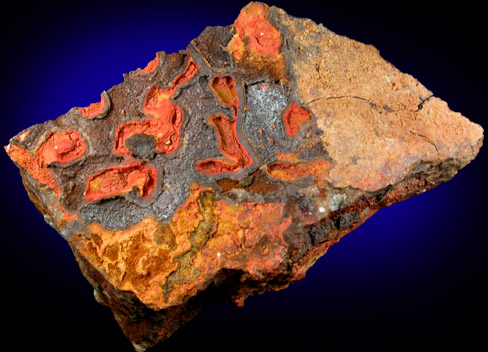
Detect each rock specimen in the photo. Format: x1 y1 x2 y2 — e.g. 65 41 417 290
5 2 483 350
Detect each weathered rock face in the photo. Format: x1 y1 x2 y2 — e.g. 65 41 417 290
4 2 483 350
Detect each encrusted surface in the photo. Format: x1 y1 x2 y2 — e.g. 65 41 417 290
5 2 483 350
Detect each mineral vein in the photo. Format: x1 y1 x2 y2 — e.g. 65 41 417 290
4 2 483 351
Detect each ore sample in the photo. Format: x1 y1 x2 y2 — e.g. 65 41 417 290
4 2 483 351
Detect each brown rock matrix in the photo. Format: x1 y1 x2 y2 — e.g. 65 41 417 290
4 2 483 350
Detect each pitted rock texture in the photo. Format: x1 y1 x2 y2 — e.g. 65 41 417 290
4 2 483 351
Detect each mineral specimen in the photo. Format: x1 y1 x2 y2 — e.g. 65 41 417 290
4 2 483 350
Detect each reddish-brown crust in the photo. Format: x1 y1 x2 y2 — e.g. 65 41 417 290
39 130 86 164
283 102 312 137
196 74 253 174
227 2 287 80
173 58 199 87
266 160 330 187
114 57 199 156
80 93 110 118
228 2 282 59
6 130 86 195
210 76 238 112
114 88 183 155
140 54 160 74
85 163 157 202
196 114 253 174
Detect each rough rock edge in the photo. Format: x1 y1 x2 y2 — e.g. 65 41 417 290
4 2 484 351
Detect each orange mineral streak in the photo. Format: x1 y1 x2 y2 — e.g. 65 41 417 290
140 54 160 74
197 75 253 174
196 114 253 174
169 197 292 306
85 163 157 202
6 130 86 195
72 217 179 309
283 102 312 137
114 57 199 156
211 76 238 112
199 200 291 271
39 130 86 164
114 88 183 155
275 151 302 164
173 59 199 87
229 2 282 60
71 185 292 309
267 160 330 188
80 92 110 118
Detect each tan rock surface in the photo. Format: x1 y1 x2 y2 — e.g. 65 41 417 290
272 8 482 191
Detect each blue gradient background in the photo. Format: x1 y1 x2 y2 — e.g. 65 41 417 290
1 1 486 349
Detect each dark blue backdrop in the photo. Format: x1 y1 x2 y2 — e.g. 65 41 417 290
1 1 486 349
